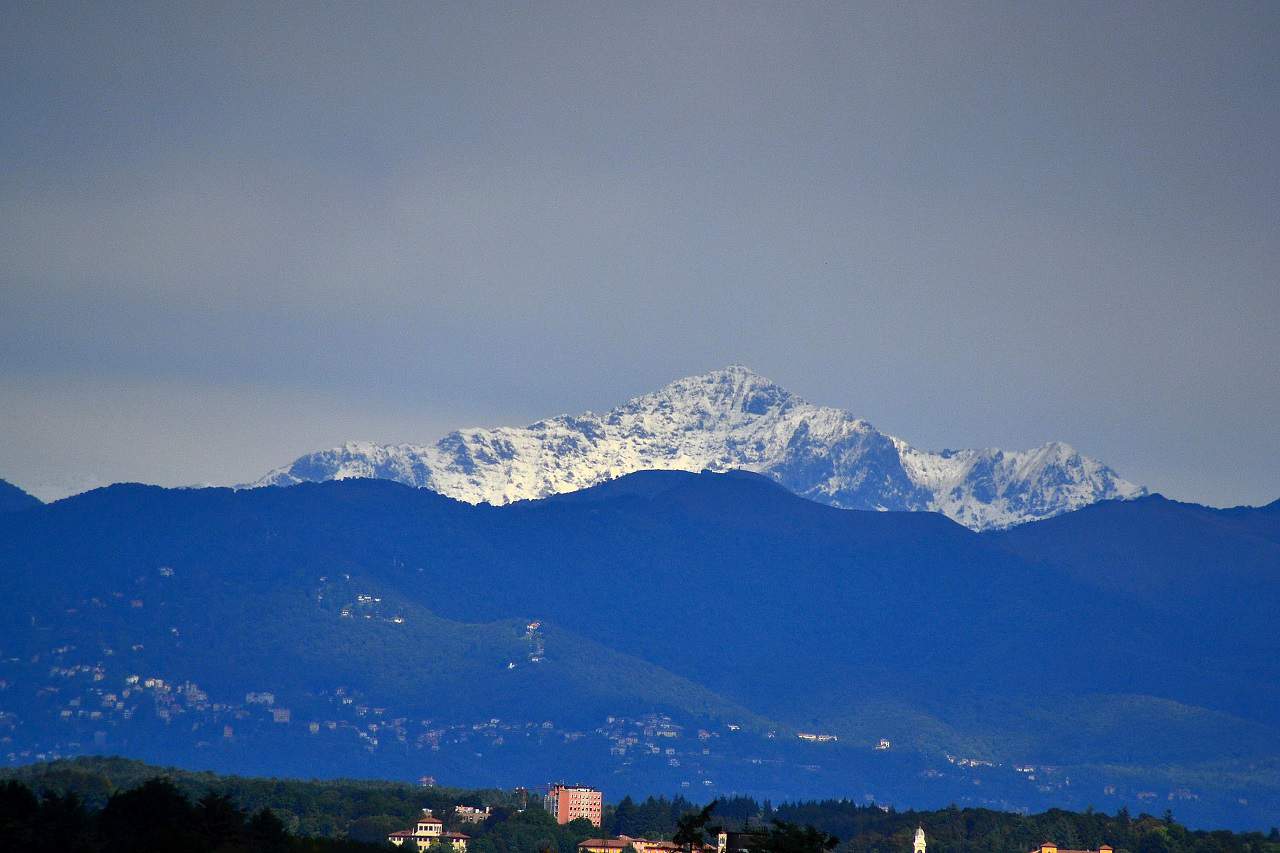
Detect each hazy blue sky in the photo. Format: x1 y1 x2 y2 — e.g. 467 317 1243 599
2 2 1277 504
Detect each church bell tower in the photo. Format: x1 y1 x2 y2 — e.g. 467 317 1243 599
914 827 926 853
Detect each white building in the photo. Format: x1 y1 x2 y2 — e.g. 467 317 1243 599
388 809 471 851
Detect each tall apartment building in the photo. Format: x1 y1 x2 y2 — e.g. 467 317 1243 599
544 784 602 827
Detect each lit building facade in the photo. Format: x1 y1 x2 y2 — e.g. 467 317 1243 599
388 809 471 850
545 784 602 827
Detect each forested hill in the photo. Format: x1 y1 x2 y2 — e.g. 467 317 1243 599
1 473 1277 827
3 758 1277 853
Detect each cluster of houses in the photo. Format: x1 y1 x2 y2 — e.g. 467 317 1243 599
387 809 475 850
389 784 602 850
579 830 758 853
389 795 1114 853
575 827 1116 853
579 836 695 853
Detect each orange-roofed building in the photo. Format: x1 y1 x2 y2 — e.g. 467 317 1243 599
580 836 713 853
1030 842 1114 853
580 838 637 853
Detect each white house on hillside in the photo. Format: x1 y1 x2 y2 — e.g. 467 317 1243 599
388 809 471 851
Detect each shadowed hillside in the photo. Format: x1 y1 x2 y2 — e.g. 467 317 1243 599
0 473 1275 827
0 478 41 513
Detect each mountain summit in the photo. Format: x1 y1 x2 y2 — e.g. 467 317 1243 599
251 366 1144 529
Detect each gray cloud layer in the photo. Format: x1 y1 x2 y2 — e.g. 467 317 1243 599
2 2 1277 504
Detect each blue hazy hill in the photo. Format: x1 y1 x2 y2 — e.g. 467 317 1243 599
992 494 1280 646
0 472 1276 826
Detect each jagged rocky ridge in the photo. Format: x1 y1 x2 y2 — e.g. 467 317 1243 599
250 366 1144 530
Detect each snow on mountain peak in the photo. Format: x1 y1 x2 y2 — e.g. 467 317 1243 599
626 365 799 419
249 366 1145 530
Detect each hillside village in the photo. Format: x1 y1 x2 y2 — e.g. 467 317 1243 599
0 545 1267 828
1 609 1213 818
379 790 1129 853
384 804 1135 853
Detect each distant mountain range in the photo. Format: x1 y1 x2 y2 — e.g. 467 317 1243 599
0 472 1275 827
251 366 1145 530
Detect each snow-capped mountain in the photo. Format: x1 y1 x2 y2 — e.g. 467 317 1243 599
249 366 1145 530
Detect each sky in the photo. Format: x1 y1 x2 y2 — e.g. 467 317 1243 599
2 1 1277 505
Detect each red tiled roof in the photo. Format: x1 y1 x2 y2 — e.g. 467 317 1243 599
579 839 709 852
390 830 416 838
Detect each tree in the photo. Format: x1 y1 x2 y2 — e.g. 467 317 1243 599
613 796 638 836
754 820 838 853
35 790 94 853
195 790 247 847
348 814 406 843
248 807 289 853
98 778 195 853
675 803 718 853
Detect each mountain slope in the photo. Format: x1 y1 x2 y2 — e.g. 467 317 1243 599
0 482 759 730
0 475 1275 825
990 494 1280 658
251 366 1143 530
0 478 41 513
2 475 1272 731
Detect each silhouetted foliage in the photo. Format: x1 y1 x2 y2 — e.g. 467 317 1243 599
674 803 718 852
705 799 1280 853
754 820 839 853
0 776 382 853
606 795 702 838
4 762 1280 853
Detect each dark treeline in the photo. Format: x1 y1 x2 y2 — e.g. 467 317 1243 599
0 777 380 853
607 795 701 838
709 799 1280 853
591 793 1280 853
3 759 1279 853
1 757 517 840
0 774 604 853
